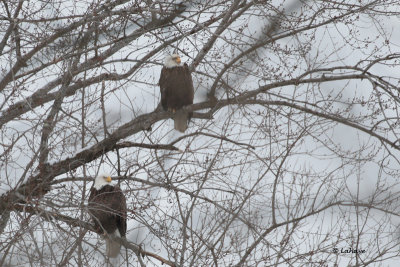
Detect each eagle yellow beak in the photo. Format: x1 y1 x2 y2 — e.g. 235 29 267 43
175 56 181 64
106 176 112 182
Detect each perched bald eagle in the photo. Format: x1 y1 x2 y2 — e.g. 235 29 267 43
88 174 127 258
159 54 194 132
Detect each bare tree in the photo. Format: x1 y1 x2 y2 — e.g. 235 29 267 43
1 0 400 266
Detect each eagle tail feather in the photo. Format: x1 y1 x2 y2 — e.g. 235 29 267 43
106 230 121 258
174 110 189 132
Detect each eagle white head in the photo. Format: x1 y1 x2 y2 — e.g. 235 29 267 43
164 54 181 68
94 174 112 190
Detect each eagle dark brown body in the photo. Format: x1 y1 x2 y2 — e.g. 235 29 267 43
159 62 194 132
88 184 127 235
88 183 127 257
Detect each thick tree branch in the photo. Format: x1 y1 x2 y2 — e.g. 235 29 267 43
1 72 397 215
115 141 180 151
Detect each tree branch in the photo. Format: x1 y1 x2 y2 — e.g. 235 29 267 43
1 72 397 215
12 203 176 266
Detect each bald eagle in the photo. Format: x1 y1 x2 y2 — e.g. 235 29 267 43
159 54 194 132
88 174 127 258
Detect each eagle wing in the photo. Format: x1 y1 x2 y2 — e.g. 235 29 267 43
159 66 169 110
113 186 127 237
182 63 194 103
182 63 194 121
